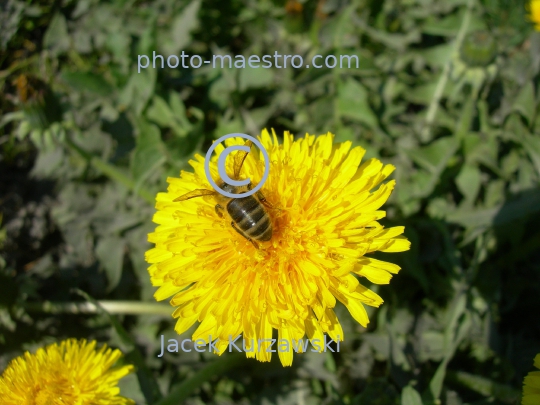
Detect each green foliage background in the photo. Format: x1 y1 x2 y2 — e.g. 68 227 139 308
1 0 540 404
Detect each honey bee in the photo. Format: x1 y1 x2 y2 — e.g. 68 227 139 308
174 141 273 249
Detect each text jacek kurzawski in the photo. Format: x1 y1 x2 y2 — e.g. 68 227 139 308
157 334 341 356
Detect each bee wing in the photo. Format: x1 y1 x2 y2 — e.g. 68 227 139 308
233 140 253 179
173 189 216 202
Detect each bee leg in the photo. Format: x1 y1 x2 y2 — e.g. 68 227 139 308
215 204 225 218
230 221 259 249
257 191 281 211
256 191 269 205
249 239 260 249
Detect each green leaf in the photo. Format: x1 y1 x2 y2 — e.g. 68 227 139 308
418 331 445 362
337 78 379 129
61 71 114 97
119 69 156 115
401 385 423 405
1 0 25 50
238 67 274 92
162 0 201 54
131 119 166 189
446 188 540 228
455 96 476 139
43 12 69 53
407 137 459 174
95 235 125 292
146 94 192 137
208 69 236 107
428 293 470 401
117 373 146 405
456 164 481 203
423 8 486 36
136 18 156 56
420 43 454 68
512 81 536 126
0 111 23 129
405 81 456 106
105 30 131 67
520 133 540 177
429 361 448 402
169 92 190 124
64 137 155 205
146 96 176 127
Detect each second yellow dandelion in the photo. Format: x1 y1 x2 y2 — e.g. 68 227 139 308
0 339 134 405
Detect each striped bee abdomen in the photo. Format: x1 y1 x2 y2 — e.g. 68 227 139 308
227 195 273 241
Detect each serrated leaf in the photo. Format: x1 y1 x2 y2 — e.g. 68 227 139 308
146 94 191 137
337 78 378 129
95 235 125 292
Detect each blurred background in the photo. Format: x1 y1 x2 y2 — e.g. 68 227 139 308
1 0 540 404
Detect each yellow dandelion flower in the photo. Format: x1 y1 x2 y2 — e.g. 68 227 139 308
528 0 540 30
522 353 540 405
0 339 134 405
146 130 410 366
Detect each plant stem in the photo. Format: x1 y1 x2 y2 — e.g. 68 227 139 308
420 0 474 142
22 300 172 316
